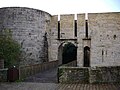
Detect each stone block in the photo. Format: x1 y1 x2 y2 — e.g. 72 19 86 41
58 67 89 83
60 14 74 39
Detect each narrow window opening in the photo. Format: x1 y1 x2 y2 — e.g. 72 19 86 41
102 50 104 55
84 46 90 67
113 35 116 40
102 50 104 62
58 21 60 39
75 20 77 37
85 20 88 38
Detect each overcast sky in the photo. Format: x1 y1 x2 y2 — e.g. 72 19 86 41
0 0 120 15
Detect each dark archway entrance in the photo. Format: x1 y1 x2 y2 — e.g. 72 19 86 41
84 46 90 67
62 43 77 64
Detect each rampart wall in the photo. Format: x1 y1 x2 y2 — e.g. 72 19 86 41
0 7 120 67
89 12 120 66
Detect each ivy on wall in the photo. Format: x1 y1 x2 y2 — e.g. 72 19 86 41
0 29 21 68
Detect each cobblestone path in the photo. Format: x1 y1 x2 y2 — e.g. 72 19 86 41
57 83 120 90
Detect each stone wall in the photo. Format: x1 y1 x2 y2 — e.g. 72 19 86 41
89 66 120 83
58 66 120 83
48 15 59 62
58 67 89 83
0 7 52 66
88 12 120 66
77 14 85 67
0 7 120 67
60 14 75 39
50 12 120 67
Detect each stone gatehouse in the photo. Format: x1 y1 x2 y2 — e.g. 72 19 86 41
0 7 120 67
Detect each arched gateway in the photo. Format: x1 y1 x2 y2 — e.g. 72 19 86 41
58 42 77 65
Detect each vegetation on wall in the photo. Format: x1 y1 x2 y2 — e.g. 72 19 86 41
0 29 21 68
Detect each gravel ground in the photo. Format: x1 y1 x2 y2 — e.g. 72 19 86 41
0 82 58 90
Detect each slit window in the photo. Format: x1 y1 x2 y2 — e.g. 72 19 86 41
58 21 60 39
85 20 88 38
75 20 77 37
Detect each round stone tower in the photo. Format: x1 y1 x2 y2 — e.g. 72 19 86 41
0 7 52 66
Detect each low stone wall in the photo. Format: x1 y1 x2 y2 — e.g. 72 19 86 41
62 60 77 67
58 67 89 83
0 68 8 82
19 60 58 80
89 66 120 83
58 66 120 83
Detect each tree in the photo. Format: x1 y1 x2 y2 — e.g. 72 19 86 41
0 29 21 68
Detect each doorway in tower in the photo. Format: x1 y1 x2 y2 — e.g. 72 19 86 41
62 42 77 64
84 46 90 67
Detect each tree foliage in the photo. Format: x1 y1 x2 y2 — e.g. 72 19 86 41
0 29 21 68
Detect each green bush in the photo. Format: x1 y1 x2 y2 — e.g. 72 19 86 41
0 29 21 68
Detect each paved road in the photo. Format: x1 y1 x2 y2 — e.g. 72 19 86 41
0 82 58 90
24 67 58 83
1 82 120 90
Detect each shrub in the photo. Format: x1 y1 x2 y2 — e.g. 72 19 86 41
0 29 21 68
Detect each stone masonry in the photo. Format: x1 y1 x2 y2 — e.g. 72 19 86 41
0 7 51 66
0 7 120 67
89 12 120 66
